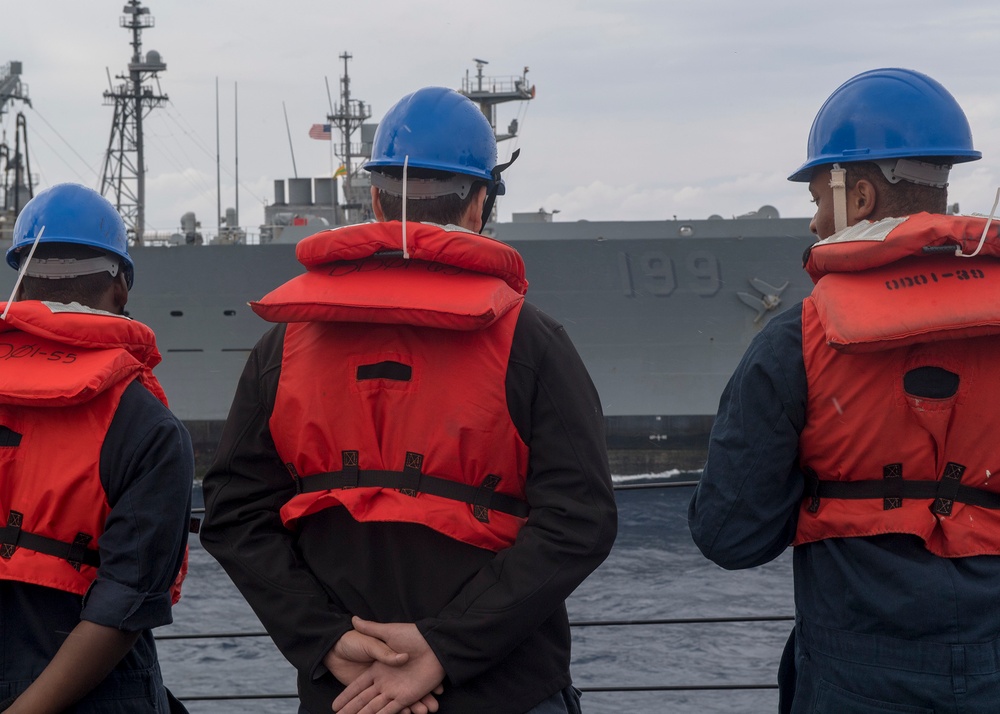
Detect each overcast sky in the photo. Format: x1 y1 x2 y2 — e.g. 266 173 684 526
4 1 1000 239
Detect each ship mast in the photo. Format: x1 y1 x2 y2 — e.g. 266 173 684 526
0 61 33 229
100 0 168 246
0 61 30 117
459 60 535 227
326 53 371 225
459 59 534 142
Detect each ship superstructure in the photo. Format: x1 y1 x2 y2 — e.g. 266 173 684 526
0 31 817 474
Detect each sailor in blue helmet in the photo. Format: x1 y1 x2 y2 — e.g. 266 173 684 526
0 184 193 712
690 69 1000 712
201 87 616 714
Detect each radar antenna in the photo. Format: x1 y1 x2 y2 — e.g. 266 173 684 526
99 0 168 246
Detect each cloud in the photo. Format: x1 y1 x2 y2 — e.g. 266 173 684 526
516 171 810 224
5 0 1000 238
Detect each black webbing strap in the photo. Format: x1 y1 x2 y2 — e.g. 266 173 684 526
293 455 529 522
933 462 966 516
0 510 100 570
883 463 903 510
401 452 422 498
804 462 1000 513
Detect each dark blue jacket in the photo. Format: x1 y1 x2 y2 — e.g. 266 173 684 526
689 304 1000 712
0 380 193 712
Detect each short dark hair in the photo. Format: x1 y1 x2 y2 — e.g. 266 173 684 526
845 161 948 216
374 167 485 226
18 243 119 305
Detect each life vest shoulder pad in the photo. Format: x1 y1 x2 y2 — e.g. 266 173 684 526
0 301 168 404
294 222 528 294
254 223 527 330
805 213 1000 283
809 254 1000 353
252 263 524 330
0 301 161 366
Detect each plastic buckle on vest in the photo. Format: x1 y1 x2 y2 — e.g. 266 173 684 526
400 452 423 497
883 463 903 510
67 533 92 571
0 510 23 559
473 474 501 524
342 450 360 489
932 462 966 516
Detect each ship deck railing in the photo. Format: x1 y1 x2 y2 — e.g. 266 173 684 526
161 479 793 707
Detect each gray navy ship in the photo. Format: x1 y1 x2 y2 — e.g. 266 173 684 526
0 5 816 474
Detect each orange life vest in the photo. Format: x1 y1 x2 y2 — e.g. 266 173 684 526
796 214 1000 557
254 222 531 552
0 301 186 598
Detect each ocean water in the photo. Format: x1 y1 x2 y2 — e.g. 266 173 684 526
157 478 794 713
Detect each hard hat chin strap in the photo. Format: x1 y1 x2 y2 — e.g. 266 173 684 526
2 225 45 320
830 164 848 233
480 149 520 233
401 156 410 259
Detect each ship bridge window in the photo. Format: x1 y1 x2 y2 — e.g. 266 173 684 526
224 310 236 317
170 311 183 317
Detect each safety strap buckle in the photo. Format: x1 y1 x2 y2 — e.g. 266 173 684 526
932 462 966 516
0 510 23 559
342 451 360 489
67 533 92 571
400 452 423 497
472 475 501 523
883 463 903 510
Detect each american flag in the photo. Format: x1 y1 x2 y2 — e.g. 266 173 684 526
308 123 332 140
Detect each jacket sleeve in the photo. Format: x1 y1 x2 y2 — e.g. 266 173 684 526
199 325 353 679
688 305 808 570
83 381 194 632
418 307 618 685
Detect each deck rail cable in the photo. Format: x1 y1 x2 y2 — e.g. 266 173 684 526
173 477 791 702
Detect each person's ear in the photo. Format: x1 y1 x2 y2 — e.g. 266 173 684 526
851 179 877 221
112 270 129 314
461 185 488 232
371 187 386 222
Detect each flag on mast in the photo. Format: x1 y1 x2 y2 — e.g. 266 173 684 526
334 164 347 178
309 123 332 140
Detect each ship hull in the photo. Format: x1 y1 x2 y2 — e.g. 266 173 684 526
0 216 815 473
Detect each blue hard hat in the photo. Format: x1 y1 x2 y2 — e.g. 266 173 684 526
7 183 134 288
364 87 499 185
788 68 981 182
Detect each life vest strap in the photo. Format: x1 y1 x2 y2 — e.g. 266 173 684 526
804 462 1000 514
294 455 530 522
0 510 99 570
